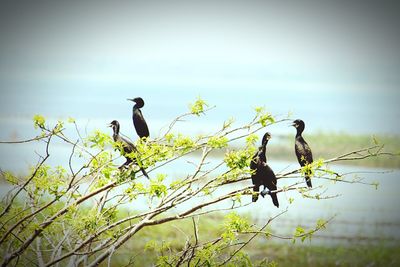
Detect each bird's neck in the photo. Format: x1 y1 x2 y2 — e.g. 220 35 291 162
113 125 120 137
259 142 267 161
132 107 142 117
261 144 267 154
296 128 304 138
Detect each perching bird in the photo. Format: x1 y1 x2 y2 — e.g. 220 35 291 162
250 132 279 207
292 119 313 188
109 120 149 178
127 97 149 139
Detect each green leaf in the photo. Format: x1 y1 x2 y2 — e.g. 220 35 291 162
254 106 275 126
254 106 264 114
224 212 252 234
372 181 379 190
149 175 167 198
67 117 76 123
372 135 379 145
258 113 275 127
169 179 183 190
224 149 253 170
86 130 113 149
173 134 195 153
3 171 18 185
294 226 305 242
316 219 327 230
144 240 157 251
189 96 208 116
33 114 46 129
245 134 259 147
165 133 174 143
222 117 235 129
207 135 229 149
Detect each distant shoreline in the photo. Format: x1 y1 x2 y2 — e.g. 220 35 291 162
203 132 400 169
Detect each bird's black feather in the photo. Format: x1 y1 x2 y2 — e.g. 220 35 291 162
292 119 313 188
128 97 149 139
250 132 279 207
109 120 149 178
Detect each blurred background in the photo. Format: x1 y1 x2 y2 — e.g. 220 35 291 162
1 0 400 265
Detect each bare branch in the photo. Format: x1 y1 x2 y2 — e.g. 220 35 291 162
0 134 52 218
1 181 117 266
220 209 288 265
0 134 52 144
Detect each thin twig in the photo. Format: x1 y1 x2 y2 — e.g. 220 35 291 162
219 209 288 266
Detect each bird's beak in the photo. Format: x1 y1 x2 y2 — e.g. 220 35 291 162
127 98 134 102
107 124 112 127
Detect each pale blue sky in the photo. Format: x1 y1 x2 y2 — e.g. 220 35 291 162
0 1 399 137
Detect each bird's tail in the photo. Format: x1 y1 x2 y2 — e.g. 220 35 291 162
121 157 149 179
130 145 149 179
305 175 312 188
140 167 150 179
252 185 259 202
270 193 279 208
132 155 150 179
260 188 279 208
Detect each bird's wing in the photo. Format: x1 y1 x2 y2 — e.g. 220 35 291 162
249 152 259 171
120 136 135 154
264 164 277 189
302 141 313 163
295 139 313 165
133 109 149 138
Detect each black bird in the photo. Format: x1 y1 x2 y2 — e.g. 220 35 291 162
292 119 313 188
250 132 279 207
127 97 149 139
109 120 149 178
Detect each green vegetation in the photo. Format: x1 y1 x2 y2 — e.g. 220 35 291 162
0 97 397 266
255 243 400 267
110 212 400 266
